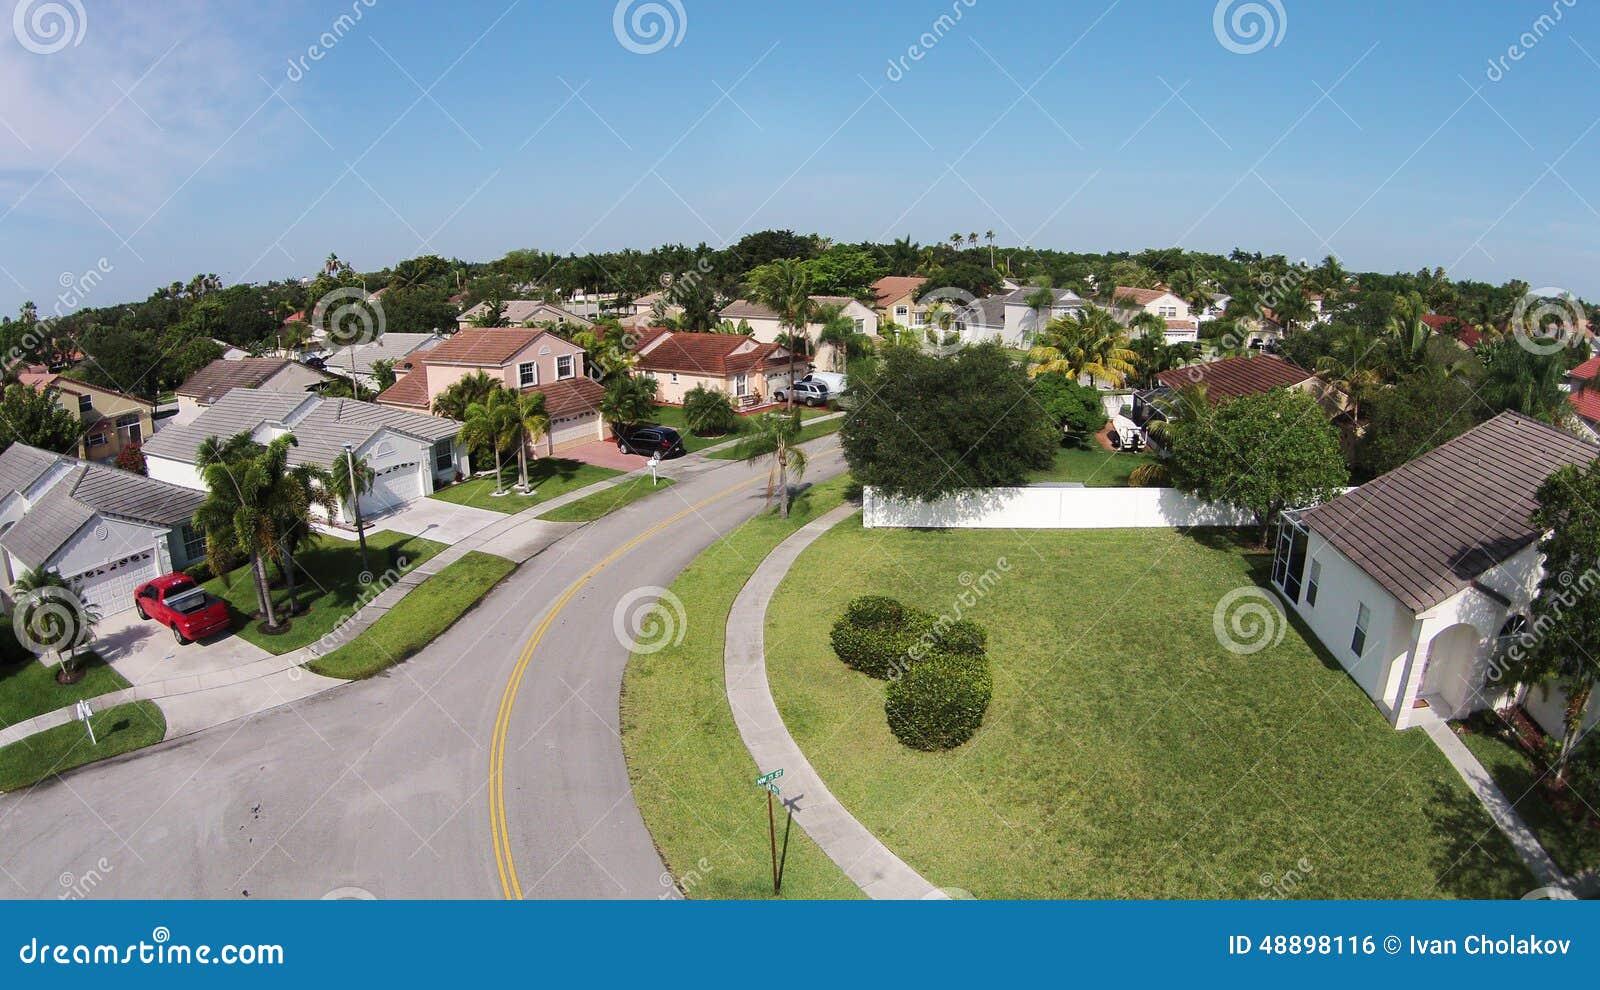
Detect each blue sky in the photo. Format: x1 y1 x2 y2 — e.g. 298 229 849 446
2 0 1597 315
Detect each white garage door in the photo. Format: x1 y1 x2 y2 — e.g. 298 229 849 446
550 412 598 449
67 550 158 616
359 462 423 518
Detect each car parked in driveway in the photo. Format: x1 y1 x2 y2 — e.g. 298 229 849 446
135 573 232 644
771 380 830 407
614 424 687 459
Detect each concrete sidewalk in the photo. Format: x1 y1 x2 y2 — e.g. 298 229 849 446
723 502 942 900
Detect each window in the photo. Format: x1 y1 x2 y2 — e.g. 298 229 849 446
734 373 749 397
518 362 538 387
1351 604 1371 656
87 432 108 449
556 355 575 380
894 306 909 322
1159 305 1178 318
181 524 206 561
854 318 866 332
670 373 679 384
1271 517 1309 603
433 439 453 471
77 393 93 413
1306 559 1321 607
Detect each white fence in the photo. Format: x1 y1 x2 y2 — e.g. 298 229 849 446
862 485 1258 530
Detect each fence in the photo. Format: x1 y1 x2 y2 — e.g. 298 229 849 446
862 485 1259 530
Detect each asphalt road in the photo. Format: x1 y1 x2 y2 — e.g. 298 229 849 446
0 439 846 900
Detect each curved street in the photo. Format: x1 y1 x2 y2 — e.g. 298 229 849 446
0 440 845 900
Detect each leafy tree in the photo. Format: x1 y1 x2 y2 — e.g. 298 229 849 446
602 374 659 431
193 433 297 632
1357 373 1482 479
841 343 1056 502
682 385 738 437
1028 373 1107 447
1028 307 1138 388
114 441 147 475
1477 339 1568 422
751 259 815 405
732 411 809 518
458 388 522 495
371 358 398 392
1168 388 1349 545
0 384 80 455
431 370 498 421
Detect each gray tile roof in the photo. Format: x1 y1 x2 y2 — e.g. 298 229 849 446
0 443 61 495
1 489 96 571
175 358 296 403
323 333 440 377
72 462 204 526
1002 287 1085 307
1301 412 1599 612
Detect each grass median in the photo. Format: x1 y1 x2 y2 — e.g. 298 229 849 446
538 477 677 523
429 459 623 514
306 552 518 680
0 651 130 730
0 701 166 792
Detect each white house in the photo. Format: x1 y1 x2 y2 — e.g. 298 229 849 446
1112 286 1198 343
1001 287 1086 345
1272 412 1600 737
456 300 594 332
0 444 208 615
719 296 878 370
322 332 442 390
143 388 469 524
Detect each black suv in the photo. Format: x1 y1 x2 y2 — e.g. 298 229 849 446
614 425 687 459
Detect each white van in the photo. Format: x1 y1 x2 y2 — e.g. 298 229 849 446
800 371 848 396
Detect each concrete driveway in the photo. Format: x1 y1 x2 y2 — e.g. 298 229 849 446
94 608 271 688
364 498 504 545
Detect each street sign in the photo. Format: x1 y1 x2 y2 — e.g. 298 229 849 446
75 700 96 746
755 769 784 786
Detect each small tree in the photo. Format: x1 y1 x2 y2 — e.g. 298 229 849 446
114 441 148 475
459 388 522 495
0 383 79 455
1028 373 1107 448
602 374 658 434
11 568 99 678
1168 388 1348 546
682 385 738 437
732 411 808 519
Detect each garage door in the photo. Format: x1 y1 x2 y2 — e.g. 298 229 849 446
67 550 158 616
359 462 423 518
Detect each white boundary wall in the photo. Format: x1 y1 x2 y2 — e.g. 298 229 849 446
862 486 1258 530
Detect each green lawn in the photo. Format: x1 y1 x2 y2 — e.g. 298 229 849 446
307 552 517 680
537 476 677 523
764 522 1533 898
0 652 130 730
203 530 447 655
621 477 864 898
649 404 835 454
429 459 622 514
1457 726 1598 878
0 701 166 792
1027 445 1157 487
703 415 844 461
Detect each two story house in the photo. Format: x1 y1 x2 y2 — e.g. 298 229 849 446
1112 286 1198 344
16 370 156 463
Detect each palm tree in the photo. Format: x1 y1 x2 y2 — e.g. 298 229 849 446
602 373 659 433
325 448 375 571
732 411 809 519
1478 339 1568 421
1313 327 1384 423
985 230 997 269
264 446 325 615
1028 307 1138 388
814 304 860 372
513 390 550 491
751 260 814 408
1022 282 1055 345
12 568 99 676
1273 292 1317 334
431 370 498 420
194 433 296 632
459 388 522 495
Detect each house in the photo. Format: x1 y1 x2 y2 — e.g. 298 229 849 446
174 358 332 420
1137 354 1345 427
376 327 606 454
1421 314 1484 350
16 370 155 463
1112 286 1198 343
1564 356 1600 440
455 300 595 333
718 296 878 369
210 339 251 361
143 388 468 524
871 275 929 329
321 333 442 391
1271 412 1599 737
1002 287 1086 345
0 443 209 615
1198 292 1232 323
632 329 795 408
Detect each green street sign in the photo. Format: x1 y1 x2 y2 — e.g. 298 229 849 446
755 769 784 787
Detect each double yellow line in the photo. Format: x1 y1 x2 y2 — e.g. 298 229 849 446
488 475 761 899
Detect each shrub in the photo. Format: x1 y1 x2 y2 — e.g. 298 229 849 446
927 618 986 657
841 595 905 628
114 441 147 475
884 651 993 751
829 596 931 679
683 386 739 437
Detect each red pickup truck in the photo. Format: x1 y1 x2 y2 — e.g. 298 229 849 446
134 574 232 644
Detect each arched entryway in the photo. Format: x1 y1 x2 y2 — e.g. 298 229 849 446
1421 623 1487 717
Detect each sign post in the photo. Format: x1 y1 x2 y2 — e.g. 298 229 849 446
75 699 96 746
755 769 784 895
648 453 661 486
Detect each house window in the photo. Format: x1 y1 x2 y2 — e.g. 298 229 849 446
433 439 453 471
519 362 538 387
894 306 909 322
77 393 93 413
854 318 866 332
1351 604 1371 656
1306 559 1321 607
181 524 206 561
734 374 749 397
1159 305 1178 318
670 373 679 384
87 432 108 449
556 355 575 380
1271 516 1309 603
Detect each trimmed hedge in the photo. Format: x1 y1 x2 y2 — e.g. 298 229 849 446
884 651 993 751
830 596 932 680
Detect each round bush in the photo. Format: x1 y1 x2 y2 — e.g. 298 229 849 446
884 651 993 751
682 385 739 437
841 595 906 629
927 618 986 657
829 596 933 679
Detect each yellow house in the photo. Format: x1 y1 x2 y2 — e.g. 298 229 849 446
870 275 929 330
19 370 155 463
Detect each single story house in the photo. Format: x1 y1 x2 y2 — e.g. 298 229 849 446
455 300 594 333
175 358 332 420
632 329 795 407
16 370 155 463
1273 412 1599 737
143 388 468 523
0 443 207 615
1138 354 1345 426
321 332 443 390
376 327 606 454
871 275 929 329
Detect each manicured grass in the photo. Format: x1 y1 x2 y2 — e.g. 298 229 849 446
703 416 844 460
537 476 677 523
429 459 622 514
1027 445 1157 487
649 404 835 454
0 652 130 730
0 701 166 792
306 552 517 680
765 523 1533 899
203 531 447 655
1457 726 1598 878
621 477 863 898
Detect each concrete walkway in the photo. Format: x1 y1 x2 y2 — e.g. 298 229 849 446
1416 711 1576 898
723 502 942 900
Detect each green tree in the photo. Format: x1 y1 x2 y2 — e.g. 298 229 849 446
0 384 80 455
682 385 739 437
732 411 809 519
325 448 374 573
1168 388 1349 545
1478 339 1568 422
751 259 814 407
431 370 498 421
1028 307 1138 388
513 390 550 491
371 358 398 392
1028 372 1108 447
458 388 522 495
1357 373 1481 479
193 433 297 632
11 568 100 676
602 374 659 433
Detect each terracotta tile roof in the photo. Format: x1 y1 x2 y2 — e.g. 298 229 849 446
1164 318 1198 331
20 372 153 407
533 377 605 418
1420 314 1483 348
1570 356 1600 382
634 331 792 377
420 328 543 367
1114 286 1174 307
377 365 431 409
1302 412 1599 612
1155 354 1314 401
1569 386 1600 424
871 276 927 308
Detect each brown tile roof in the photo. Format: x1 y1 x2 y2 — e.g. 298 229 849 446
532 377 605 418
634 331 792 377
1114 286 1174 307
1302 412 1599 612
176 358 295 404
377 366 430 409
871 276 927 309
720 299 780 321
1155 354 1313 401
421 328 543 367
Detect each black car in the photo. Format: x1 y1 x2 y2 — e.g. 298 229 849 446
615 425 687 459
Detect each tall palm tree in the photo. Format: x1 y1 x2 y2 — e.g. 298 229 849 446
459 388 522 495
1029 307 1138 388
1313 326 1384 423
325 449 374 571
194 433 297 632
985 230 997 269
814 304 861 372
513 390 550 491
752 260 814 408
266 450 325 614
732 411 809 519
1023 283 1055 344
1478 339 1568 421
